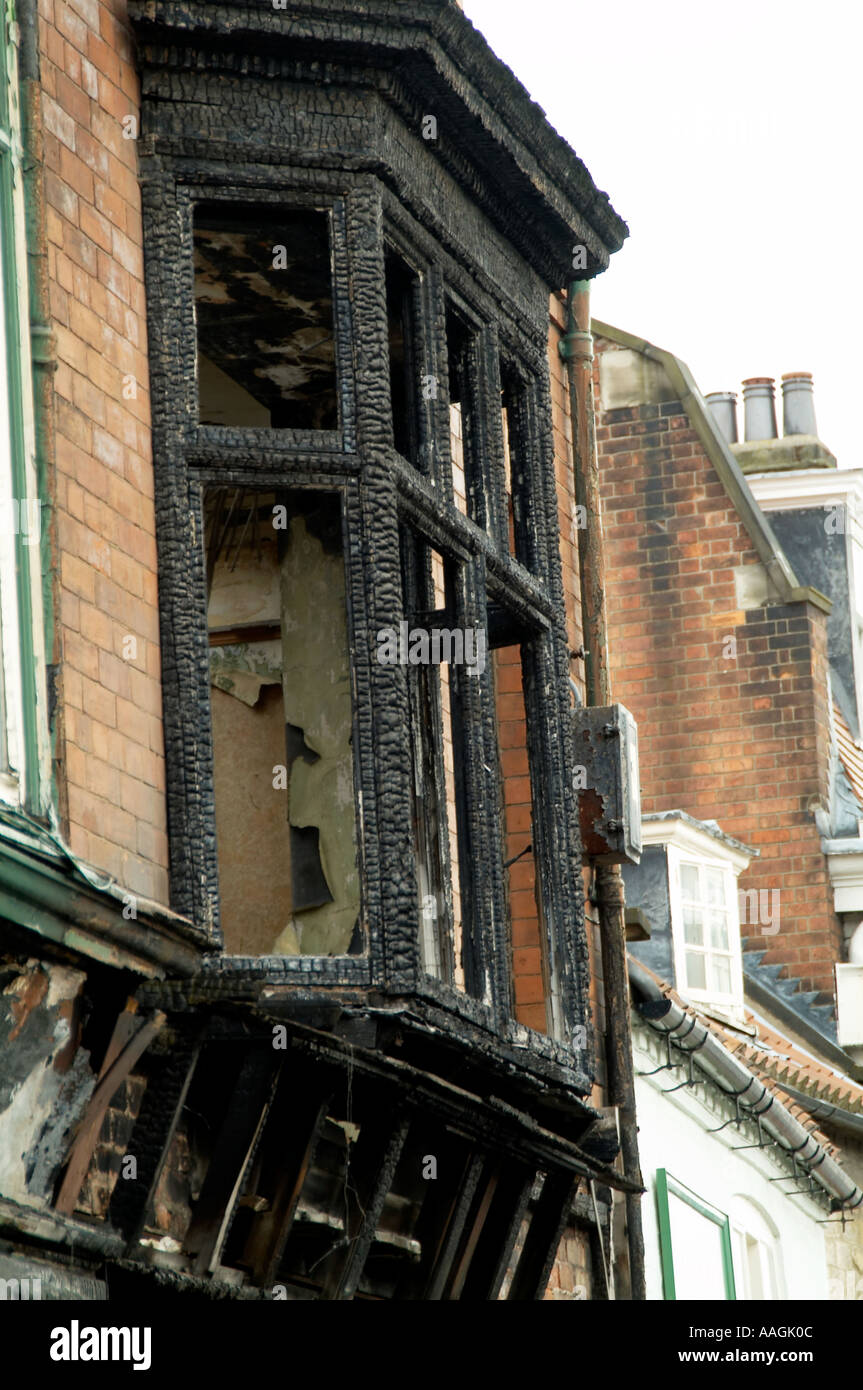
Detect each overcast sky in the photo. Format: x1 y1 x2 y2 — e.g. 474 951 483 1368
461 0 862 469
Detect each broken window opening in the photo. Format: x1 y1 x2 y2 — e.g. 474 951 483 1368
499 362 535 570
446 305 483 524
493 632 559 1036
400 529 469 991
385 247 422 466
205 487 360 957
194 205 338 430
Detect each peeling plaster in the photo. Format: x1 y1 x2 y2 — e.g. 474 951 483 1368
0 962 94 1203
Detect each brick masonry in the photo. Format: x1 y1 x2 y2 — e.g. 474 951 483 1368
39 0 168 902
595 336 842 997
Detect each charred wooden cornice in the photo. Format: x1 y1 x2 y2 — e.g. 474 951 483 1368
128 0 627 289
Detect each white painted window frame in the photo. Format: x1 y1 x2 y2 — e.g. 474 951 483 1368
729 1196 783 1300
668 845 745 1009
642 816 754 1014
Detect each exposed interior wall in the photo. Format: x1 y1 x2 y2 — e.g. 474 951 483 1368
595 336 841 997
39 0 168 902
206 493 360 957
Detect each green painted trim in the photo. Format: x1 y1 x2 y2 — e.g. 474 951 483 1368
0 817 205 974
590 320 832 618
655 1168 677 1299
1 8 44 811
655 1168 737 1300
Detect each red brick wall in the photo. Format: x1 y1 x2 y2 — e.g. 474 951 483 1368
39 0 168 903
595 337 841 996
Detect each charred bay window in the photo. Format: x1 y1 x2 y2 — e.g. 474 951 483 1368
205 487 361 957
194 205 338 431
148 176 587 1059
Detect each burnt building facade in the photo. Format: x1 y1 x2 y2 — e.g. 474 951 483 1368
0 0 640 1301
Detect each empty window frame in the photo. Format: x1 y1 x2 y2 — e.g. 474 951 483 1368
446 303 484 524
499 360 538 570
399 527 477 992
385 247 423 466
194 205 338 430
205 487 360 956
492 622 562 1036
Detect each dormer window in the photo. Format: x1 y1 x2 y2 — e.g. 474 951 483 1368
675 859 739 1004
626 812 755 1016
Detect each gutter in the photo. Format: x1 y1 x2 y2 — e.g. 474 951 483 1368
590 320 831 616
770 1080 863 1142
629 955 863 1210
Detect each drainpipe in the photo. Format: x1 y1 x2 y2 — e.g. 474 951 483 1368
560 281 646 1300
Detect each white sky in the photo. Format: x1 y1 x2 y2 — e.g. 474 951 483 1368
461 0 863 468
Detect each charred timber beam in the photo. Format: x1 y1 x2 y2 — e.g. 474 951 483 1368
458 1163 535 1301
184 1049 279 1275
424 1151 486 1300
321 1111 412 1301
506 1172 576 1302
55 1010 167 1216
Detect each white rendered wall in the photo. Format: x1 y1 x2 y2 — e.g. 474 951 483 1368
634 1033 830 1302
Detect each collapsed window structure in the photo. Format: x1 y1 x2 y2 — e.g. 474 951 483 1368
29 0 632 1301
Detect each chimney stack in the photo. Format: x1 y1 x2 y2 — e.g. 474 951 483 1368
705 391 738 445
742 377 777 442
781 372 817 437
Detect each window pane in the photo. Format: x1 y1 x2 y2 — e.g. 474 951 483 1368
680 862 700 901
710 954 733 996
685 951 707 991
668 1192 729 1299
682 906 703 945
705 867 726 905
709 910 730 951
194 206 337 429
206 488 360 954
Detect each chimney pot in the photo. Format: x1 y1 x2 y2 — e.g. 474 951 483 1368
705 391 738 444
741 377 777 442
781 372 817 437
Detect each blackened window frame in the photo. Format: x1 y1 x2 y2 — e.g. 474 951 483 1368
143 167 588 1070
